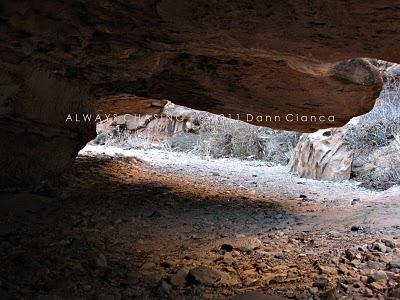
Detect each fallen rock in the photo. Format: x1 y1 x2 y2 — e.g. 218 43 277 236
187 266 222 286
350 226 364 232
368 270 388 285
317 265 337 275
345 247 360 261
382 239 396 249
313 277 329 289
371 242 387 253
170 268 189 288
141 262 157 270
219 237 263 252
389 260 400 269
94 253 107 268
222 252 235 265
290 127 353 181
92 132 109 146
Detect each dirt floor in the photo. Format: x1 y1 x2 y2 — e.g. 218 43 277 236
1 146 400 300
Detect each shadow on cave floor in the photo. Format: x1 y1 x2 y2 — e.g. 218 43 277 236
0 151 400 299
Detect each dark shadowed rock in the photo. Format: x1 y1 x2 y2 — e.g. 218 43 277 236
187 266 222 286
2 0 399 187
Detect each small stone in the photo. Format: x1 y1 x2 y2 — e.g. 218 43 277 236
340 282 348 291
141 262 156 270
351 198 361 205
329 230 341 238
318 265 337 275
369 281 388 290
65 259 84 272
160 280 172 294
222 252 234 265
170 268 189 288
372 242 387 253
389 260 400 269
360 275 369 284
368 270 388 284
183 253 199 260
94 253 107 268
220 237 262 252
382 239 396 249
187 266 221 286
364 287 373 297
313 277 329 289
351 225 363 232
345 247 359 261
338 265 348 275
367 261 385 270
269 274 287 284
147 210 162 219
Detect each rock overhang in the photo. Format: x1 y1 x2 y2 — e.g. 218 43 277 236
0 0 399 187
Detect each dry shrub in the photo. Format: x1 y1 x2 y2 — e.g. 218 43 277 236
100 112 300 165
180 117 300 165
106 130 171 150
344 80 400 189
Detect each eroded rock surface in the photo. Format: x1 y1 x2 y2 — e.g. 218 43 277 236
290 128 353 181
1 0 400 187
103 102 209 138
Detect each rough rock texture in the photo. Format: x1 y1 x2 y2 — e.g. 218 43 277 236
0 65 95 189
96 101 209 141
1 0 400 187
290 127 353 181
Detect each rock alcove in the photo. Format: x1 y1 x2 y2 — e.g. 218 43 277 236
1 0 400 188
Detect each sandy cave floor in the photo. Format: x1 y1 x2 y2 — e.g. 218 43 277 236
1 145 400 299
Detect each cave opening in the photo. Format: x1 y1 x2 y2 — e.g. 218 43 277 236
2 1 400 298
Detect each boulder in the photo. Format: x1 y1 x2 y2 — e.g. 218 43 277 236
290 127 353 181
